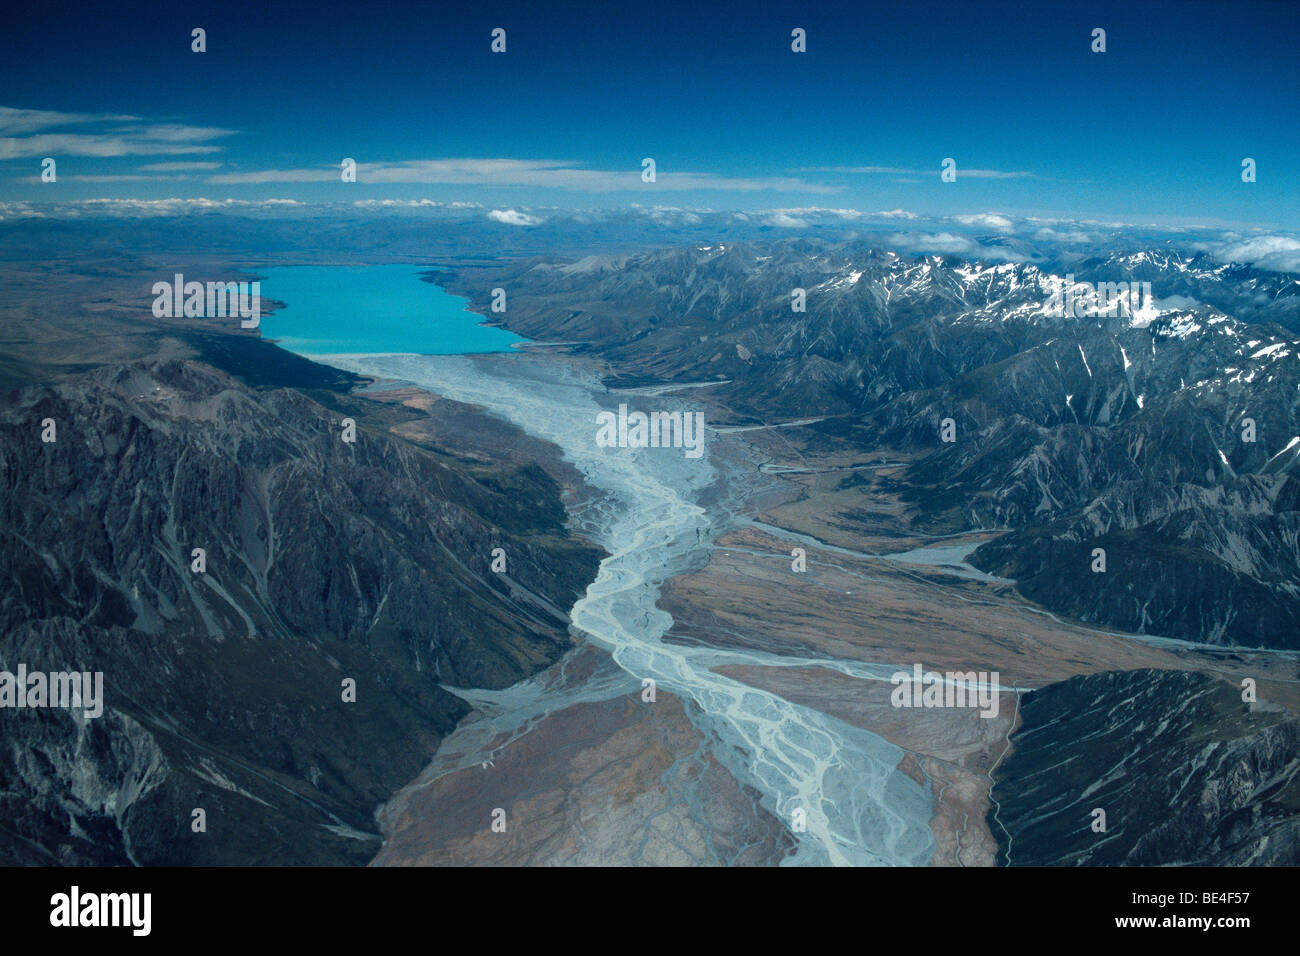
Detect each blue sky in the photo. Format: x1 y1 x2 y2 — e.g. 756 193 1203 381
1 0 1296 228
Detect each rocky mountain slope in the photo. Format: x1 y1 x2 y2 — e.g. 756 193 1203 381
0 358 602 865
988 669 1300 866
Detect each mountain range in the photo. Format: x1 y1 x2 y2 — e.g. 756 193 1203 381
440 240 1300 648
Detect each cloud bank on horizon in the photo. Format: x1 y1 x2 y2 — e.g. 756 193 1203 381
3 196 1297 273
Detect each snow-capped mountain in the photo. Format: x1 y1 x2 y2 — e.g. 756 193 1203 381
439 239 1300 648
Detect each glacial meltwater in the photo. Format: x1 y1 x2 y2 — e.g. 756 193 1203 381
258 264 526 356
269 268 936 865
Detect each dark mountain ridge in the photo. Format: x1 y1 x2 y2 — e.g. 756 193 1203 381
989 669 1300 866
0 358 602 864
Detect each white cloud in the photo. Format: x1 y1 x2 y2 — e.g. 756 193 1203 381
764 212 809 228
1034 226 1094 243
209 158 834 193
351 198 466 208
0 105 235 159
953 213 1015 230
766 206 863 220
632 206 704 226
1211 234 1300 273
0 106 139 135
138 161 223 172
487 207 542 226
882 230 1026 262
0 197 303 218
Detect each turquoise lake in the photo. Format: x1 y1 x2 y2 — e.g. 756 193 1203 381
257 264 526 356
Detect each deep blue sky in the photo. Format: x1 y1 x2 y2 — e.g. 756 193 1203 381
1 0 1296 227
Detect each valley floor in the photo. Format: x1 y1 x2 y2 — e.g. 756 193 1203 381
362 358 1300 866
